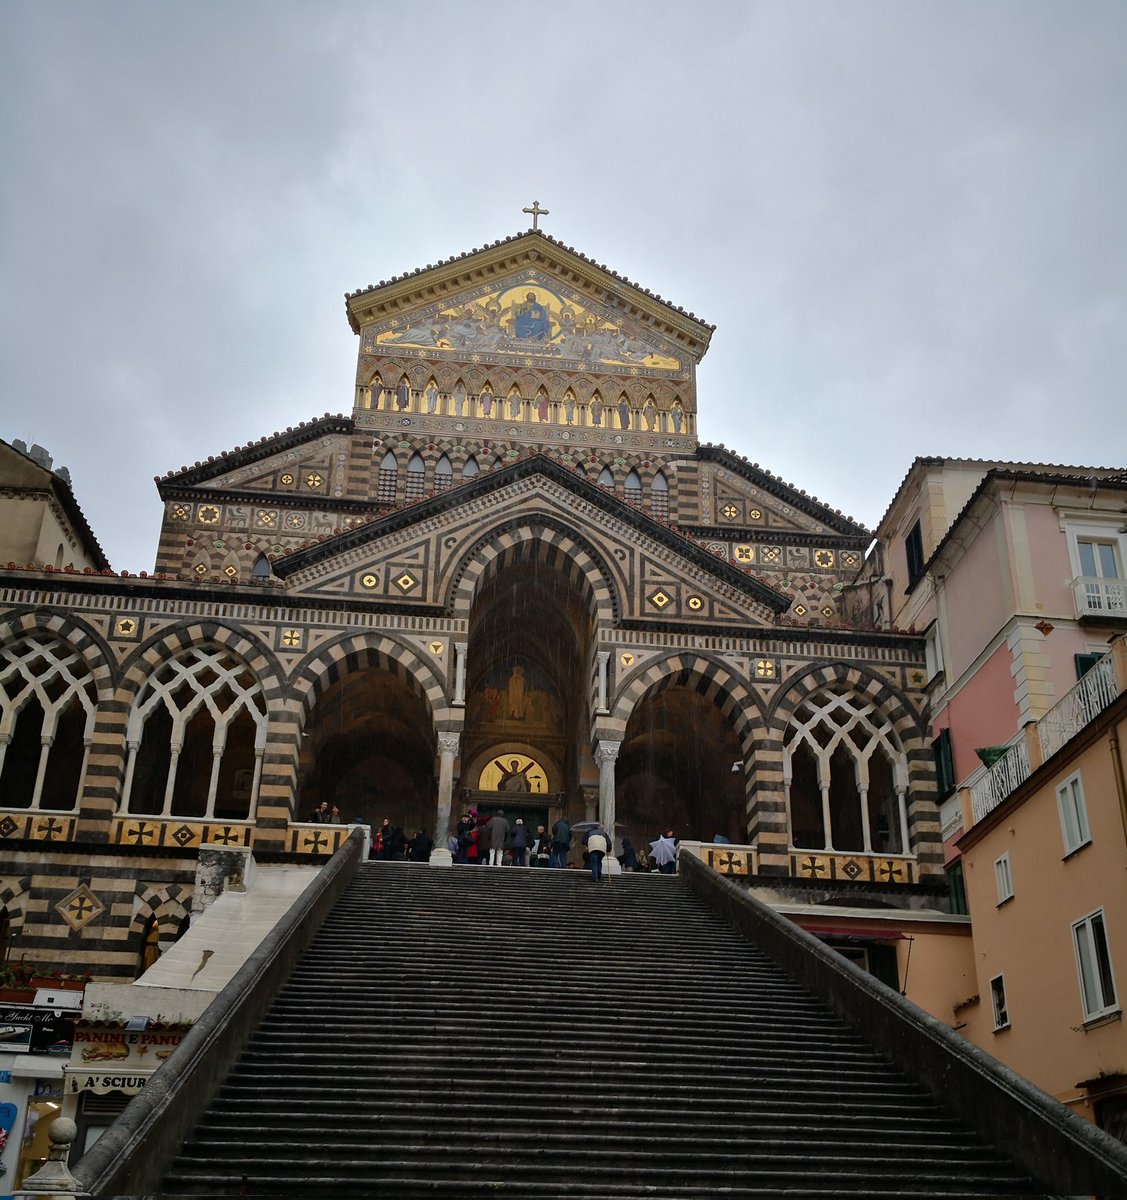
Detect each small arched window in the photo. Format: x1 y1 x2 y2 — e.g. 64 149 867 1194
598 466 615 490
650 470 669 518
462 456 480 480
625 470 642 506
251 553 272 580
377 450 398 504
137 915 162 978
434 454 453 492
405 453 426 500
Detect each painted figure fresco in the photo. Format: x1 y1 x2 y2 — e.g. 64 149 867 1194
454 382 467 416
507 389 522 421
425 383 439 414
514 291 551 340
537 392 550 423
671 399 684 433
590 397 604 427
396 382 410 412
481 386 495 417
617 397 630 430
494 757 532 792
506 665 527 720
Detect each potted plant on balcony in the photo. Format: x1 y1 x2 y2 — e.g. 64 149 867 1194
0 961 36 1002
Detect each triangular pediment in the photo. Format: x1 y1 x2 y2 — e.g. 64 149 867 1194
347 230 714 373
273 456 787 627
698 446 870 538
155 417 353 496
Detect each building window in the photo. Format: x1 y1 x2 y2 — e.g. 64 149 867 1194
990 974 1010 1030
1073 909 1119 1021
624 469 642 507
1066 524 1126 617
377 450 398 503
598 466 615 490
904 519 925 588
462 455 479 480
405 453 426 500
122 647 267 821
994 852 1013 904
933 728 955 799
650 470 669 518
1075 651 1105 680
946 861 968 915
1057 772 1091 856
434 454 453 492
924 624 944 680
0 634 97 812
784 687 910 855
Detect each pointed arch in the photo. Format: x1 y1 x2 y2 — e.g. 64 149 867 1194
462 455 480 480
624 469 642 506
447 518 621 625
434 453 453 492
650 469 669 518
405 452 426 500
377 449 398 503
598 465 615 490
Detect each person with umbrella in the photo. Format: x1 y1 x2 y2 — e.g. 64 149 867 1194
650 830 678 874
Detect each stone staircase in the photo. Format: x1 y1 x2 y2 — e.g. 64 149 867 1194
164 861 1040 1197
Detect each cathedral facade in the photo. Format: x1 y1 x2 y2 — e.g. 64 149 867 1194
0 230 940 981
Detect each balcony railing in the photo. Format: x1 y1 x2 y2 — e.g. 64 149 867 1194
967 640 1125 826
970 731 1032 824
1072 576 1127 618
1039 653 1119 761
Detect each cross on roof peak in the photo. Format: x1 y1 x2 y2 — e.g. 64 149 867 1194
522 200 549 231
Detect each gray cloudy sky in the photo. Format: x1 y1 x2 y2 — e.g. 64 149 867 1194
2 1 1124 569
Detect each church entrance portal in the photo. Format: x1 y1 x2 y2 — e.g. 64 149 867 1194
617 683 745 845
297 666 435 834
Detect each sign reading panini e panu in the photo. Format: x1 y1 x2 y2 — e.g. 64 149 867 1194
73 1026 185 1067
65 1068 155 1095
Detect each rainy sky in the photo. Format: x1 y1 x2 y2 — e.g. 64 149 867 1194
2 1 1125 569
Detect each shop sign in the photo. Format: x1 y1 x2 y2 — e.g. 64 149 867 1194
73 1027 183 1068
66 1070 153 1095
0 1005 76 1055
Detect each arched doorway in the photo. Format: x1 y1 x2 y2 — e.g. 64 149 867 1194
297 667 435 833
617 681 746 844
461 556 594 818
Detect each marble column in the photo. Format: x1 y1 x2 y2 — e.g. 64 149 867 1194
431 731 460 866
596 650 610 714
595 739 621 836
453 642 467 707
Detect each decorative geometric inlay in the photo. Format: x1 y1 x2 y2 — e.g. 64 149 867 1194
280 473 294 485
170 503 190 521
305 472 324 489
285 513 305 529
429 641 444 655
115 617 138 636
842 551 860 567
647 589 672 610
793 604 807 616
762 547 781 563
734 545 754 563
213 540 225 550
687 596 704 611
821 606 835 618
879 859 906 884
197 505 220 524
210 826 242 846
123 821 156 845
34 816 67 841
301 830 330 854
749 509 762 520
223 565 238 579
814 549 835 568
171 823 197 847
840 857 864 881
0 815 19 837
360 573 378 589
193 563 208 576
57 884 105 932
394 571 419 594
799 855 828 878
721 504 739 520
620 652 635 667
256 510 278 528
282 629 303 647
755 659 776 679
708 849 749 876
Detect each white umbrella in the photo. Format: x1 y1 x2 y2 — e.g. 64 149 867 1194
649 835 677 866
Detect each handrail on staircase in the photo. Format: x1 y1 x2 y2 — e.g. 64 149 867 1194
679 850 1127 1197
69 828 367 1198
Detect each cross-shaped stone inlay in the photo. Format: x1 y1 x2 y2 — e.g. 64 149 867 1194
879 860 905 883
125 822 155 846
303 831 329 854
800 856 827 878
712 851 747 876
210 826 241 846
282 629 302 647
721 504 739 520
35 817 65 841
755 660 776 679
736 545 753 562
57 884 105 931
